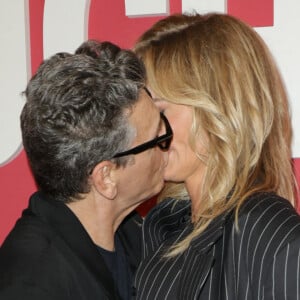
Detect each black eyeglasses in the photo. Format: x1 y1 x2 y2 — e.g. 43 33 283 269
113 113 173 158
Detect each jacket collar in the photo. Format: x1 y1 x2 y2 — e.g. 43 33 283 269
190 210 230 253
160 198 230 254
26 191 118 299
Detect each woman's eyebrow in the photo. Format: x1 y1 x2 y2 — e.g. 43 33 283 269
143 87 152 98
143 87 162 103
155 114 164 136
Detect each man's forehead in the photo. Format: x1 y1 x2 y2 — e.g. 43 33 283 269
129 89 160 140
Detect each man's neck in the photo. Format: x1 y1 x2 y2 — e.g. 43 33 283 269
66 194 117 251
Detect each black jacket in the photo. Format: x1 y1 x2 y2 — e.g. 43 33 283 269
134 192 300 299
0 192 142 300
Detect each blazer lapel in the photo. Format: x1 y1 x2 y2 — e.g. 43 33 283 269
178 212 229 299
178 250 215 299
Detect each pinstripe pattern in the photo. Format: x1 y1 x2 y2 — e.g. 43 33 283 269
134 193 300 299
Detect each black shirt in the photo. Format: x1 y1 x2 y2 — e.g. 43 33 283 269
97 235 132 300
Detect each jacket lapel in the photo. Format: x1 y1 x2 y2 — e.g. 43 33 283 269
178 212 229 299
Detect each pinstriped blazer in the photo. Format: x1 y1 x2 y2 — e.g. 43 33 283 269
133 192 300 299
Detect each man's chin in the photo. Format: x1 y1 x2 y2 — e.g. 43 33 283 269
147 181 165 200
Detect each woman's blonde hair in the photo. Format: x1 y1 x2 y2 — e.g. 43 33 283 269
134 13 298 256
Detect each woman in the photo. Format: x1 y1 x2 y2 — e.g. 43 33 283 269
133 13 300 299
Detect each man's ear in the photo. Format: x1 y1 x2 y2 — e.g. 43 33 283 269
91 161 117 200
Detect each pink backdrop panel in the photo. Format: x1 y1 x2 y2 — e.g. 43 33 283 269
28 0 44 74
228 0 273 26
0 0 44 243
88 0 182 49
0 152 36 243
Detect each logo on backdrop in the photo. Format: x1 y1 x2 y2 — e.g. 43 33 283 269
0 0 276 166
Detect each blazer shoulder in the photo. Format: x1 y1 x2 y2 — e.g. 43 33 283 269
0 214 56 259
0 217 68 293
235 192 300 256
239 192 300 227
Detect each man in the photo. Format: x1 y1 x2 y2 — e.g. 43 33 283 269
0 40 172 299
